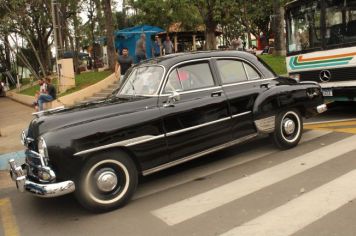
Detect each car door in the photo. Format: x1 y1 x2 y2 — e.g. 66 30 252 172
158 60 232 164
214 58 270 139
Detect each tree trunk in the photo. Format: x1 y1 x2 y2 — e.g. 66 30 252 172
4 34 11 70
73 12 81 75
205 22 217 50
102 0 115 72
273 0 286 56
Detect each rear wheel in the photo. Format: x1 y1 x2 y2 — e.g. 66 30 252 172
270 109 303 149
75 151 138 212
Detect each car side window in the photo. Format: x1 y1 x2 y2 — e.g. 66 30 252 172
244 63 261 80
217 60 247 84
164 69 183 93
164 62 215 92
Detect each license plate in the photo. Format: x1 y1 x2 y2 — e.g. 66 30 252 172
322 89 333 97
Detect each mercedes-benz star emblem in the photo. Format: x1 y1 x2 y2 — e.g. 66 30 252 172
319 70 331 82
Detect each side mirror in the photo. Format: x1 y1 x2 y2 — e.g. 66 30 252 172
164 91 180 108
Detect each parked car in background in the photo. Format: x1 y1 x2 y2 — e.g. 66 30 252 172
9 51 327 212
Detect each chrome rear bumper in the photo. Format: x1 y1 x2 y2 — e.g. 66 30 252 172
9 159 75 198
316 104 328 114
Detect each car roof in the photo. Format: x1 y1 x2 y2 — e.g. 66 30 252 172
143 50 256 66
139 50 276 78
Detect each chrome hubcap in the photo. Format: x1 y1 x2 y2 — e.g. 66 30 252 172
283 118 296 135
96 171 118 192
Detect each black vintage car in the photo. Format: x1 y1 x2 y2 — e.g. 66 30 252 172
9 51 327 212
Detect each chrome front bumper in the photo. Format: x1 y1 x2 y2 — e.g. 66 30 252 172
316 104 328 114
9 159 75 198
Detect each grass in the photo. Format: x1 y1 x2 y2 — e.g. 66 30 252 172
258 55 287 76
19 70 112 97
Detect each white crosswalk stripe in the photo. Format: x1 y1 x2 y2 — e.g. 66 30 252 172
152 135 356 226
220 169 356 236
136 130 331 199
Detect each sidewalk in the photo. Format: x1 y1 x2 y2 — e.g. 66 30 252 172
0 97 33 170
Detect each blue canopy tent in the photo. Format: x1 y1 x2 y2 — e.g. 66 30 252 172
114 25 164 63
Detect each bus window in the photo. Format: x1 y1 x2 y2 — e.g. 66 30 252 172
325 0 356 46
287 1 321 53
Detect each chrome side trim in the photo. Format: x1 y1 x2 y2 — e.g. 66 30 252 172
161 86 222 96
74 134 165 156
254 116 276 133
32 106 65 118
222 78 275 88
142 133 258 176
166 117 231 137
231 111 252 119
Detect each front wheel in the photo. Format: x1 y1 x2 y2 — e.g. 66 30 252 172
75 151 138 212
270 109 303 150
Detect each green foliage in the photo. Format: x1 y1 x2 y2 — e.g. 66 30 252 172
128 0 274 48
258 54 287 75
129 0 202 31
59 70 112 97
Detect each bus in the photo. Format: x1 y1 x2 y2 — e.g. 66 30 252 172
285 0 356 101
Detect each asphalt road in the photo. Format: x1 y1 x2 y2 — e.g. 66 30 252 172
1 102 356 236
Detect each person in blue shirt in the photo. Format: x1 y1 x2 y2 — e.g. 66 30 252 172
152 35 161 58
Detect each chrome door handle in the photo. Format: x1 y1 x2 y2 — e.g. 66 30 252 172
211 90 223 97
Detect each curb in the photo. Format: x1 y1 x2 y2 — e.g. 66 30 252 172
0 151 25 170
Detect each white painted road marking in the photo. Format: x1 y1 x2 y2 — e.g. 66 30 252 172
301 130 332 143
136 130 331 199
152 135 356 226
220 169 356 236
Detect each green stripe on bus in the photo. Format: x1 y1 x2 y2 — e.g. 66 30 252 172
289 57 349 70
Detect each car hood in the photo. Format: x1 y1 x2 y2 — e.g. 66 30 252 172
29 96 158 138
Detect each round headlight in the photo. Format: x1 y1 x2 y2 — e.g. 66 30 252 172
38 137 48 158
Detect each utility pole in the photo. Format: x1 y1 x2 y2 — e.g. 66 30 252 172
51 0 63 91
88 0 97 72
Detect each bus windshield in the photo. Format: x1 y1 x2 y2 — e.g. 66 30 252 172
324 0 356 46
287 1 322 53
287 0 356 54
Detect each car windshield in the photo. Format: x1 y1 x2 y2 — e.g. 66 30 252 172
117 66 164 96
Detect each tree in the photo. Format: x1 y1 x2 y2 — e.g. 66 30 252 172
236 0 273 48
102 0 115 72
1 0 54 78
272 0 286 56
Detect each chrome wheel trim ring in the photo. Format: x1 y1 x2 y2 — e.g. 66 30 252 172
85 159 130 205
280 111 301 143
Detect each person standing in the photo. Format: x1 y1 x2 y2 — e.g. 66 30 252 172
135 33 147 63
163 36 174 55
152 35 161 57
37 77 56 111
237 36 243 51
115 47 133 82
